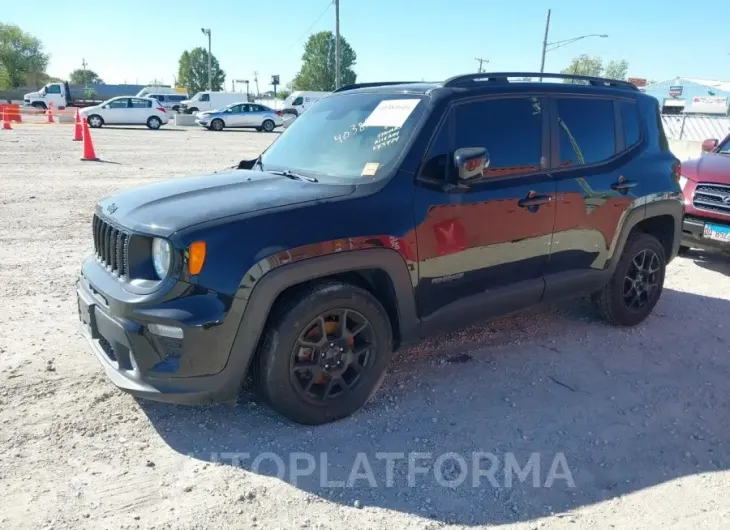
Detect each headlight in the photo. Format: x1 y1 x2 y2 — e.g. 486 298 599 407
678 175 688 190
152 238 172 279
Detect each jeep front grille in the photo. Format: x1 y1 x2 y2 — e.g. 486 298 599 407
693 183 730 215
92 214 129 277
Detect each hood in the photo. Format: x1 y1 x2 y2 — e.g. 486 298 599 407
97 169 355 236
80 105 100 114
682 153 730 184
24 91 41 99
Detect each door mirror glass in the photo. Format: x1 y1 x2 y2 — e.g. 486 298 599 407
702 138 718 153
454 147 489 180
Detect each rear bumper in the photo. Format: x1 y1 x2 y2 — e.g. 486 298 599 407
75 258 249 405
682 215 730 252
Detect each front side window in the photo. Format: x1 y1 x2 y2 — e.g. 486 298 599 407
261 93 427 179
47 84 62 94
292 97 304 106
200 93 210 102
717 137 730 154
555 98 616 167
454 97 544 178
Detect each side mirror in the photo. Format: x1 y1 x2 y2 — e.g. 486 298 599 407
702 138 718 153
454 147 489 180
237 158 257 170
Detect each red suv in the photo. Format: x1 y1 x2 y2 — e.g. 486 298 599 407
680 133 730 253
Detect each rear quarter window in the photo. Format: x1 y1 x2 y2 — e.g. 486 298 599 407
620 101 641 148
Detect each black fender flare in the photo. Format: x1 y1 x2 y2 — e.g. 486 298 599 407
607 197 683 274
227 248 420 379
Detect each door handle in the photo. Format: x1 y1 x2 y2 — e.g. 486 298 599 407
611 179 638 190
518 194 553 208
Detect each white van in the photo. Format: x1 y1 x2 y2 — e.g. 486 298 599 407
282 91 330 117
135 86 183 98
180 92 248 114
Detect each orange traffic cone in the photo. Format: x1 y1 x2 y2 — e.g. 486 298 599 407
80 117 99 162
47 102 54 123
2 107 11 130
73 109 82 141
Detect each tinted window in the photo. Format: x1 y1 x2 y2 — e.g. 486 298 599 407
130 98 152 108
200 94 210 102
292 97 304 106
151 95 164 101
47 84 62 94
556 98 615 167
620 101 641 147
170 95 186 102
454 97 543 178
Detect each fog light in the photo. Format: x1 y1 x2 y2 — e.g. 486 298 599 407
147 323 183 339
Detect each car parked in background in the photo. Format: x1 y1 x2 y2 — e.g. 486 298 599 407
148 93 188 112
195 103 283 132
80 96 170 129
678 133 730 253
281 90 330 117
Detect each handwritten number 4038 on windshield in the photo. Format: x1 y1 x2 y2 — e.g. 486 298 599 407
334 123 366 143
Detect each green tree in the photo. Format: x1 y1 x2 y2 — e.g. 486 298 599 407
292 31 357 91
69 68 104 85
604 59 629 81
560 54 603 80
0 23 49 88
0 65 10 90
177 47 225 94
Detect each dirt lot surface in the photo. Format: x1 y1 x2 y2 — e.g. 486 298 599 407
2 123 730 530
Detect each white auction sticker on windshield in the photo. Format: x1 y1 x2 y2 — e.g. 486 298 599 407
363 99 420 128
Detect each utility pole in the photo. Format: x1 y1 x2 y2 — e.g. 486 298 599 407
539 8 551 82
81 58 88 87
201 28 212 90
253 71 259 96
334 0 341 89
474 57 488 73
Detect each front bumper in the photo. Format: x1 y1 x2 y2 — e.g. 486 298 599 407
682 215 730 252
75 258 247 404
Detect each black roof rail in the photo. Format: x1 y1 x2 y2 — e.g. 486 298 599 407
332 81 422 93
442 72 639 91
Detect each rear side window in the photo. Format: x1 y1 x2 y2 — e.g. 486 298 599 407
620 101 641 148
454 97 544 178
131 98 152 108
555 98 615 167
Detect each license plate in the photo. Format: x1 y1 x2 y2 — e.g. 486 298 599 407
77 292 95 335
703 223 730 242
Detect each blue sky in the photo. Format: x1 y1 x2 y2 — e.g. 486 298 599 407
4 0 730 88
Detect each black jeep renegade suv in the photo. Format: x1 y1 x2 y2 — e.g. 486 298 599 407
76 72 683 425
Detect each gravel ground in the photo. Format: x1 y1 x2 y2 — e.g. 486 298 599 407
2 123 730 530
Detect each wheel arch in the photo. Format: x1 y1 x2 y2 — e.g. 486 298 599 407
228 249 419 381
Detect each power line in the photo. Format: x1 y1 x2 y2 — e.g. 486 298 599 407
285 1 332 52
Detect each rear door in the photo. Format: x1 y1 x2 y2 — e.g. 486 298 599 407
129 98 153 124
545 95 644 295
414 95 557 329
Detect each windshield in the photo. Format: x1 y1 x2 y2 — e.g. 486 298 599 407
191 92 203 101
261 92 427 179
718 138 730 155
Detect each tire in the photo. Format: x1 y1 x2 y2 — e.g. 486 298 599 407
146 116 162 130
210 118 224 131
186 107 198 115
172 105 180 112
32 102 47 111
678 245 691 256
262 119 276 132
87 114 103 128
255 280 393 425
591 232 666 326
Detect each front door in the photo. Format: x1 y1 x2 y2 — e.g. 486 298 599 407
414 95 556 331
104 97 131 124
545 96 642 295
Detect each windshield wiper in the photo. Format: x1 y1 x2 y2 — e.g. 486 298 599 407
266 169 318 182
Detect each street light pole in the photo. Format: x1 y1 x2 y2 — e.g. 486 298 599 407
539 9 551 82
334 0 341 89
201 28 212 90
